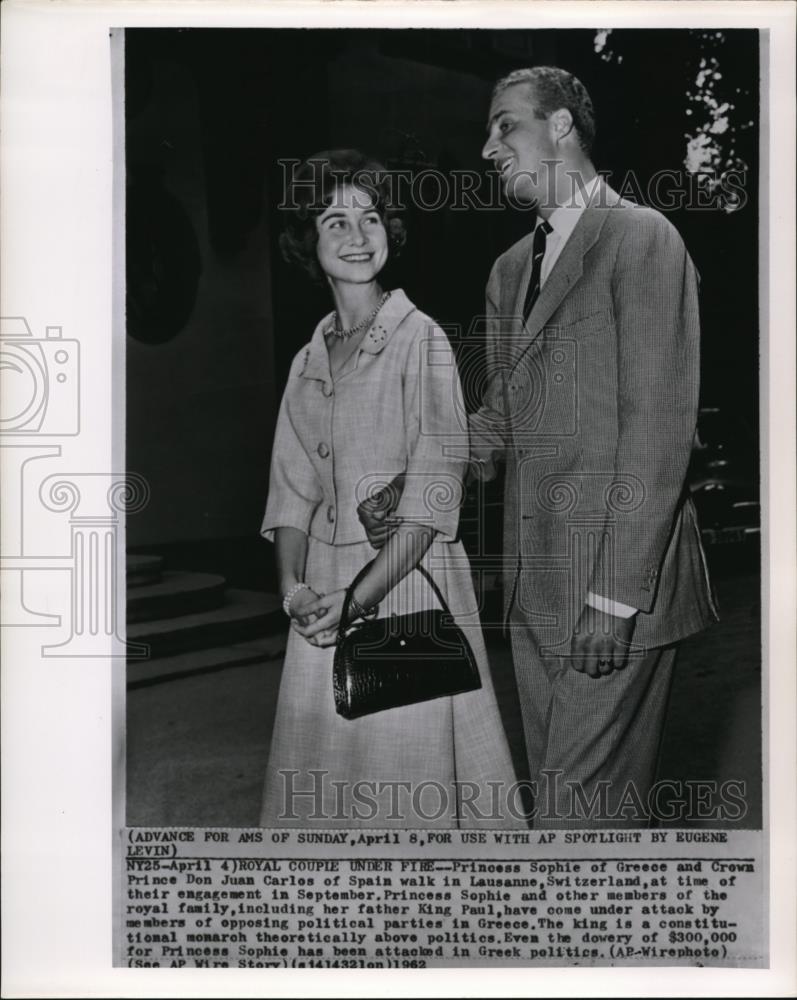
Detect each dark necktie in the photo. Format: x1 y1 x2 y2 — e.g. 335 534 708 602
522 219 553 324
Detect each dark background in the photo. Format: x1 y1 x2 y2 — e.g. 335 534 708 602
125 28 762 829
125 26 759 554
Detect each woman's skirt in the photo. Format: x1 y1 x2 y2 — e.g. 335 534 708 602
260 536 526 828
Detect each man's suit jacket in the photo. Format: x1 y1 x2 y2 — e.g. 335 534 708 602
470 181 718 652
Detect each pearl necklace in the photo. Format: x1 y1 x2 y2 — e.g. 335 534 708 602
328 290 392 340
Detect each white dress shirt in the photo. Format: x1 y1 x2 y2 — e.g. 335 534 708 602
535 176 638 619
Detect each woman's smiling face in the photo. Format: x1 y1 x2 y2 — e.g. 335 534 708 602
315 184 388 286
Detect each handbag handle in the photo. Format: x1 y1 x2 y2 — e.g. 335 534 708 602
336 559 454 645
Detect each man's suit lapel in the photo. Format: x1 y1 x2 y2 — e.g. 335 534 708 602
504 181 621 371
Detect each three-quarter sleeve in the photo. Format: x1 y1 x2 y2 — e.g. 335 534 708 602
261 385 322 542
393 322 466 542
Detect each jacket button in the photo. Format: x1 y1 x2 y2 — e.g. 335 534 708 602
317 443 330 458
327 505 335 523
322 383 334 397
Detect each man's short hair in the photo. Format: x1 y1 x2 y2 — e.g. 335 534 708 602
493 66 596 156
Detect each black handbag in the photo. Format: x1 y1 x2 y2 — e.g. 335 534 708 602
333 561 481 720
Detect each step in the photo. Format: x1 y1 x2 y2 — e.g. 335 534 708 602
127 570 226 624
127 633 287 687
126 589 283 660
128 553 164 588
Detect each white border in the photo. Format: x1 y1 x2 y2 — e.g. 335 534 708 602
1 2 794 997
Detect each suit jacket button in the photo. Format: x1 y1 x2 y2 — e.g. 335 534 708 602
317 442 330 458
327 505 335 523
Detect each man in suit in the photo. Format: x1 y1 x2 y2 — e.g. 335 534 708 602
361 67 718 827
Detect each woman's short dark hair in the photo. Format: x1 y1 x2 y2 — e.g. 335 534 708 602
279 149 403 283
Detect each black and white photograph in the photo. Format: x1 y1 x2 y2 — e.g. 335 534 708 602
125 26 761 831
1 2 795 995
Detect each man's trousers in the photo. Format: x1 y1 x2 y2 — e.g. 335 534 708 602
509 606 677 828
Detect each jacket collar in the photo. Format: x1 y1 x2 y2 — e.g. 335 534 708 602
298 288 416 384
545 174 602 246
504 180 622 371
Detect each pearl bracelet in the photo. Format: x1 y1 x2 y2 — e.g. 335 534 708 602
283 581 311 617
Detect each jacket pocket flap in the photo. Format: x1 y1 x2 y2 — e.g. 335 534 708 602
544 308 614 339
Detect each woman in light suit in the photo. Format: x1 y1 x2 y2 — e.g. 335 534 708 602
261 150 522 828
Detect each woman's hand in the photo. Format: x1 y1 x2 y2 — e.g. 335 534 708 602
291 589 348 647
287 587 322 628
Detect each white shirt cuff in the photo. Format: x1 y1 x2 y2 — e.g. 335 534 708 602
586 591 639 618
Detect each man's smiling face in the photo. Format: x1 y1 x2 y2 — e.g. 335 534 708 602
482 82 560 209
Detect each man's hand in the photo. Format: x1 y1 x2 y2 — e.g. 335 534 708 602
357 473 405 549
569 604 637 678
